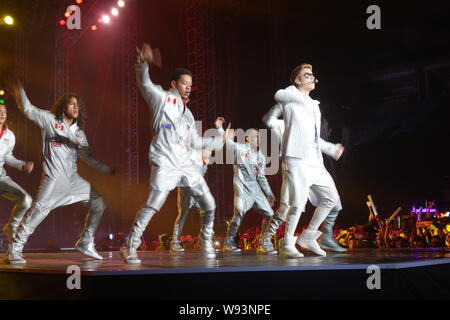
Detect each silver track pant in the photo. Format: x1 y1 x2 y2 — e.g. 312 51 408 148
0 175 33 240
13 174 106 248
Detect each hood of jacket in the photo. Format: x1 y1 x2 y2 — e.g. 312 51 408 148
274 85 320 105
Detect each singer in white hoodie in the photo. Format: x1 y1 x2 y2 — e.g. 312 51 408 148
271 64 344 258
261 105 347 254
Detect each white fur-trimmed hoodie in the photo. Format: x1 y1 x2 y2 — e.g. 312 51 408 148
273 85 341 161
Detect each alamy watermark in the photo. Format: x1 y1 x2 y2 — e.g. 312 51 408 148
66 265 81 290
66 5 81 30
366 5 381 30
366 265 381 290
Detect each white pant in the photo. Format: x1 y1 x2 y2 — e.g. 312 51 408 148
282 159 341 213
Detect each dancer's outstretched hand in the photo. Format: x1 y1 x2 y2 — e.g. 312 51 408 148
202 149 212 165
223 123 234 142
23 161 34 174
214 117 225 128
335 144 344 160
5 77 21 95
136 43 154 64
267 195 276 207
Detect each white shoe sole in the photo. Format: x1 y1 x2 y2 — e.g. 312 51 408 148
297 241 327 256
279 248 304 259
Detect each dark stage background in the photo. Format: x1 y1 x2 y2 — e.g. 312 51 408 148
0 0 449 249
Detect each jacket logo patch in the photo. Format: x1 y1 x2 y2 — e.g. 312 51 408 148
54 123 65 131
240 153 249 158
167 97 177 104
51 142 62 147
162 123 172 129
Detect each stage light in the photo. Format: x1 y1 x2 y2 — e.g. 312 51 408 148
102 15 110 23
64 12 71 18
59 19 66 26
111 8 119 16
0 99 5 105
109 234 114 240
4 16 14 25
91 25 97 31
76 0 83 4
0 90 5 96
117 1 125 8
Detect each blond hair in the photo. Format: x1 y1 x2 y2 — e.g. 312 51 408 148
290 63 313 87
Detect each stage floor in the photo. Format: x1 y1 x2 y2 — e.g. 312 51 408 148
1 248 450 275
1 248 450 299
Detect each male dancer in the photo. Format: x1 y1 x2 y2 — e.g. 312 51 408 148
0 102 34 243
223 128 276 253
170 148 212 252
120 43 231 263
259 107 347 254
268 64 344 258
5 81 114 264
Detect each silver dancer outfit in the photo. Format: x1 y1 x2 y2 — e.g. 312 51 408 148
259 110 346 254
268 86 343 258
223 139 275 253
121 62 223 264
5 87 112 264
0 126 33 242
170 149 208 252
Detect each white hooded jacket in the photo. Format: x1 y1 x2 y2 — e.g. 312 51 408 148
273 86 340 161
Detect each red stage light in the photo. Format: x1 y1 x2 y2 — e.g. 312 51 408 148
76 0 83 4
59 19 66 26
91 25 97 31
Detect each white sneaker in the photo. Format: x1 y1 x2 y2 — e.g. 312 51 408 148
297 230 326 256
279 236 304 259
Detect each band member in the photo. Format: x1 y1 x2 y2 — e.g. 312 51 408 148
223 129 276 253
0 102 34 243
120 43 232 263
5 81 114 264
267 64 344 258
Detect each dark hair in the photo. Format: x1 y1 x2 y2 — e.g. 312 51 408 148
51 93 87 129
170 68 193 82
